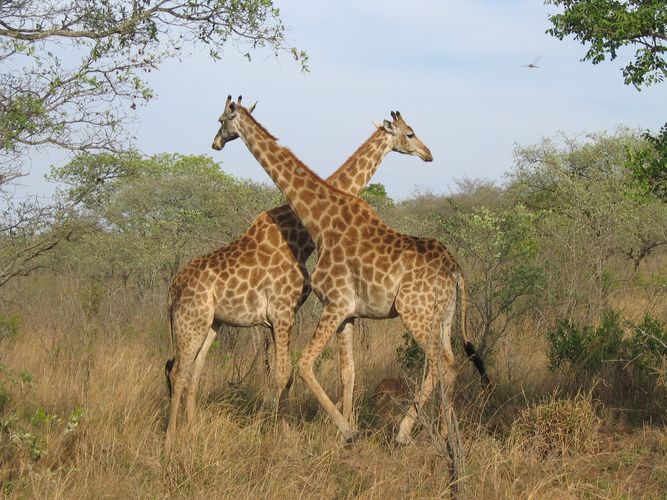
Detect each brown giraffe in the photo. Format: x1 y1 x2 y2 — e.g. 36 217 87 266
164 101 432 454
210 96 488 449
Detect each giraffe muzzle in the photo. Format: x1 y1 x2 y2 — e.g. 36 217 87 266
212 136 224 150
420 149 433 162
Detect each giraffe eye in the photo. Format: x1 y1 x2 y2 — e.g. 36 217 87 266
407 133 415 139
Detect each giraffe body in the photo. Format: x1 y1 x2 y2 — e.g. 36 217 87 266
164 103 427 454
209 97 487 449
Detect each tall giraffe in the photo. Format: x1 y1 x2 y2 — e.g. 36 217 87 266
164 102 432 453
211 96 488 447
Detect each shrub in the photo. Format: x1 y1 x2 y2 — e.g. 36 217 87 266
545 309 624 373
509 391 601 458
546 310 667 377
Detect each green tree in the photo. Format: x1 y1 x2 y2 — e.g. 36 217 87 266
547 0 667 88
360 182 394 210
443 204 543 355
48 152 282 287
0 1 305 288
508 130 667 316
625 123 667 201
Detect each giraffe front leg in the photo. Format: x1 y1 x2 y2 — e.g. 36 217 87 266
271 317 294 423
336 320 356 427
298 305 358 443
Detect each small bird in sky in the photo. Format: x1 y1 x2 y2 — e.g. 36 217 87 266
520 55 542 69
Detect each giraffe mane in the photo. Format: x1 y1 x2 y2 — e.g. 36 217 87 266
331 127 384 178
239 107 278 141
239 107 356 200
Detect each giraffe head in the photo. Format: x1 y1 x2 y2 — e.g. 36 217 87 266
211 95 256 150
381 111 433 162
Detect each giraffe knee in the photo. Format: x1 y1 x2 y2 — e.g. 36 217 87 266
297 356 314 380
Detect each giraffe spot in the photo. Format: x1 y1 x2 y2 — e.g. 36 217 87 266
330 264 347 278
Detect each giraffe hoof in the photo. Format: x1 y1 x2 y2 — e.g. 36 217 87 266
341 429 361 446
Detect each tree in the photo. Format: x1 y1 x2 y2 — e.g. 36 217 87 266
625 123 667 201
443 204 543 355
546 0 667 88
0 0 305 288
0 0 306 180
507 130 667 317
360 182 394 210
47 152 282 286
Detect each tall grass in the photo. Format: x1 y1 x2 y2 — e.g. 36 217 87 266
1 274 666 498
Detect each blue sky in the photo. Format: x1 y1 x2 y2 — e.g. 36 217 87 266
22 0 667 200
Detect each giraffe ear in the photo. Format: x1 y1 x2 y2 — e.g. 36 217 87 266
248 101 257 114
382 119 396 134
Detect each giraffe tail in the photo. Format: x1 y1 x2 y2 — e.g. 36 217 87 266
456 270 490 387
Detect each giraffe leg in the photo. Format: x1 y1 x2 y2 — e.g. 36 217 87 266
165 350 196 456
436 298 464 484
298 305 357 441
337 320 355 426
395 310 439 445
436 298 458 439
272 316 295 420
184 327 217 426
165 309 213 455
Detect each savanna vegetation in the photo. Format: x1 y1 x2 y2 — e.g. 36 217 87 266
1 0 666 497
0 127 665 497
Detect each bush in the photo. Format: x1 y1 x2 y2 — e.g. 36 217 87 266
545 310 667 419
0 313 20 343
509 391 601 458
546 310 667 376
546 309 624 373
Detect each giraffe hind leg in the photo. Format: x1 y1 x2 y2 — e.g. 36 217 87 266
395 304 443 445
271 316 295 421
164 317 212 455
337 320 355 426
184 327 218 426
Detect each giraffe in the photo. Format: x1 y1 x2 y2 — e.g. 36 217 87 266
164 101 432 454
210 96 489 449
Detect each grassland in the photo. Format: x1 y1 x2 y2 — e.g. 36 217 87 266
1 275 666 499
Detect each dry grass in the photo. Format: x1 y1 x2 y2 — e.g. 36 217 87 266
1 278 666 498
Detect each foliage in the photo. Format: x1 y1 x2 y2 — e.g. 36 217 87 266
508 130 667 314
546 309 625 372
546 0 667 88
625 123 667 201
46 152 283 286
443 204 543 354
360 183 394 210
546 310 667 395
0 312 20 343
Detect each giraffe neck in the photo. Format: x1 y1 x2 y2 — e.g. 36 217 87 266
325 129 393 194
236 108 338 238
